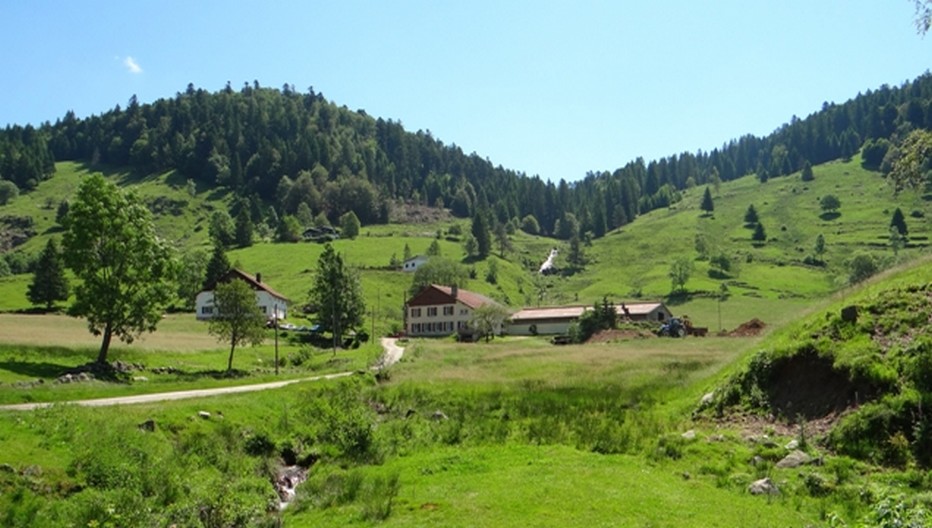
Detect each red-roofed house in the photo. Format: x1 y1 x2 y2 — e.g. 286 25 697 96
405 284 503 337
195 269 290 321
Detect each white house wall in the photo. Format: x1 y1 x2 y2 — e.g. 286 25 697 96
195 291 287 321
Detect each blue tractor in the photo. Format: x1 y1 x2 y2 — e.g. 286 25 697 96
657 317 687 338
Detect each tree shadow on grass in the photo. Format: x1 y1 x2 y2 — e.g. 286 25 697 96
819 211 841 221
0 360 70 379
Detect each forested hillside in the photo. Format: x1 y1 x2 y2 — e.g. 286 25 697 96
2 73 932 240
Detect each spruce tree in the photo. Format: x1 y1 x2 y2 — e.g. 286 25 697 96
204 242 231 289
890 207 909 236
471 210 491 258
27 238 70 310
744 204 759 225
234 207 253 247
700 187 714 214
752 222 767 243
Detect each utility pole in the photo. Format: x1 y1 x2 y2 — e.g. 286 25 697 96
274 303 279 375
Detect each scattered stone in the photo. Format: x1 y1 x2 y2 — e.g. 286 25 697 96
784 439 799 450
776 449 812 469
707 434 725 443
841 305 858 323
748 477 779 495
275 465 309 510
138 419 156 432
699 392 715 407
750 455 765 467
198 411 211 419
149 366 181 375
133 376 149 382
431 410 448 421
681 430 697 440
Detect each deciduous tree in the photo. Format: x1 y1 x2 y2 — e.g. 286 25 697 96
668 257 693 293
469 303 510 342
62 174 175 364
340 211 361 239
208 279 267 372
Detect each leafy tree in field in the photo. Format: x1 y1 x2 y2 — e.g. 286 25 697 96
848 252 878 284
309 244 365 347
890 207 909 236
277 215 303 242
485 258 498 284
700 187 714 215
409 257 469 296
208 210 235 247
0 180 19 205
752 222 767 243
709 252 732 277
820 195 841 214
814 233 826 261
694 234 709 260
861 138 890 170
27 238 69 311
744 204 759 226
176 249 208 310
296 202 315 227
208 279 267 372
567 235 585 268
340 211 361 239
668 256 693 294
469 303 510 342
889 129 932 194
520 214 540 235
890 226 907 258
800 160 814 182
204 242 231 289
62 174 176 365
471 211 491 258
235 207 254 247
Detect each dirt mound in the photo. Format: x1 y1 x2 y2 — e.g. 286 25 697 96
728 318 766 337
766 349 878 419
587 328 656 343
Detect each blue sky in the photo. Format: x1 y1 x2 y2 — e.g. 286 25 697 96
1 1 930 182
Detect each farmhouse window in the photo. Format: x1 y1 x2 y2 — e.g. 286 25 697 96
443 306 454 316
427 307 438 317
201 306 213 315
411 308 421 317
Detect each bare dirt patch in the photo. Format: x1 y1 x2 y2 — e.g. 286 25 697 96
726 318 766 337
587 328 657 343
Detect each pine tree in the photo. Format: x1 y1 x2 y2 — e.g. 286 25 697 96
890 207 909 236
27 238 70 310
204 242 231 289
752 222 767 243
234 207 253 247
700 187 714 215
744 204 759 225
471 210 491 258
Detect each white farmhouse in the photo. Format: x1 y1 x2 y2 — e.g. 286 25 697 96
405 284 502 338
195 269 289 321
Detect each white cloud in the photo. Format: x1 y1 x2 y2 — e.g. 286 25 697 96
123 56 143 74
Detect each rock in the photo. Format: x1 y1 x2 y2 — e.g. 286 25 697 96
776 449 812 468
431 410 448 421
841 305 858 323
681 430 696 440
700 392 715 407
708 434 725 443
784 439 799 450
748 477 779 495
198 411 211 419
133 376 149 382
138 419 156 432
750 455 765 467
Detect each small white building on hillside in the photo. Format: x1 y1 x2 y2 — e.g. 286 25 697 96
402 255 429 272
195 269 289 321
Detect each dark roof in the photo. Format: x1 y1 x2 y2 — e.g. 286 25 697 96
407 284 500 310
209 269 290 302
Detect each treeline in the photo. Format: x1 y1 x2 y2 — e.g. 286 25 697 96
3 73 932 241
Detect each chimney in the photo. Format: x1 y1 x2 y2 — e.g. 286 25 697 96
256 272 262 283
451 285 458 299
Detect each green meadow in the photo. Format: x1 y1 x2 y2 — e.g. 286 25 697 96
1 158 931 526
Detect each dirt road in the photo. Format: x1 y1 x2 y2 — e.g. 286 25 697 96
0 338 403 412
